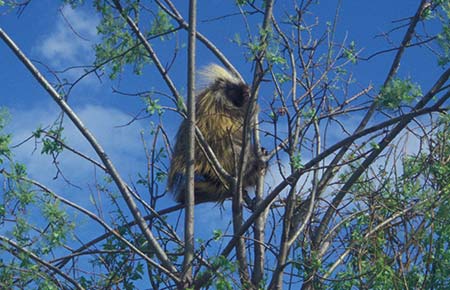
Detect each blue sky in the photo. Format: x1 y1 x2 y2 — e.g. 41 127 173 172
0 0 448 286
1 1 444 111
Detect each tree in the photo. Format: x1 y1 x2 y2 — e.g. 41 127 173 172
0 0 449 289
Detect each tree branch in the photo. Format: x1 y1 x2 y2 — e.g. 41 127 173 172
181 0 196 286
313 67 450 264
0 26 178 277
0 235 84 290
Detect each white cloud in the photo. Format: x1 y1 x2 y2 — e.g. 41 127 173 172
9 104 145 195
36 5 99 68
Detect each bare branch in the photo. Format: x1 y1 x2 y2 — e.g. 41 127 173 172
0 27 177 276
0 235 84 290
181 0 197 286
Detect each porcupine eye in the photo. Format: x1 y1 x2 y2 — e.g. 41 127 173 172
225 83 250 108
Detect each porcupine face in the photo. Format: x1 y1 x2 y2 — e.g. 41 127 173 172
224 82 250 108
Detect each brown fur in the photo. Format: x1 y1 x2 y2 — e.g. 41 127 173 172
167 65 261 204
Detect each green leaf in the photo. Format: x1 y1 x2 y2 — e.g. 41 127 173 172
149 8 174 40
377 78 422 109
291 154 303 170
213 229 223 241
144 97 164 116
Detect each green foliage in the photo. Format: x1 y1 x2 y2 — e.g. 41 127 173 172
269 111 277 122
436 1 450 66
32 126 65 155
12 217 31 244
156 171 166 182
421 6 433 20
235 0 256 6
213 229 223 241
0 113 76 289
377 78 422 109
94 1 175 79
233 33 242 46
399 118 450 289
94 234 146 290
211 256 237 290
63 0 84 8
331 115 450 289
94 2 149 79
290 153 303 170
266 45 287 65
274 72 291 84
302 107 318 122
246 27 274 62
40 127 65 155
0 179 77 286
343 40 357 64
41 199 72 253
369 141 380 150
0 259 15 289
0 109 10 130
150 8 175 40
437 25 450 66
338 221 401 289
196 255 239 289
0 0 22 8
0 114 11 163
4 163 33 212
144 96 164 116
235 0 247 5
